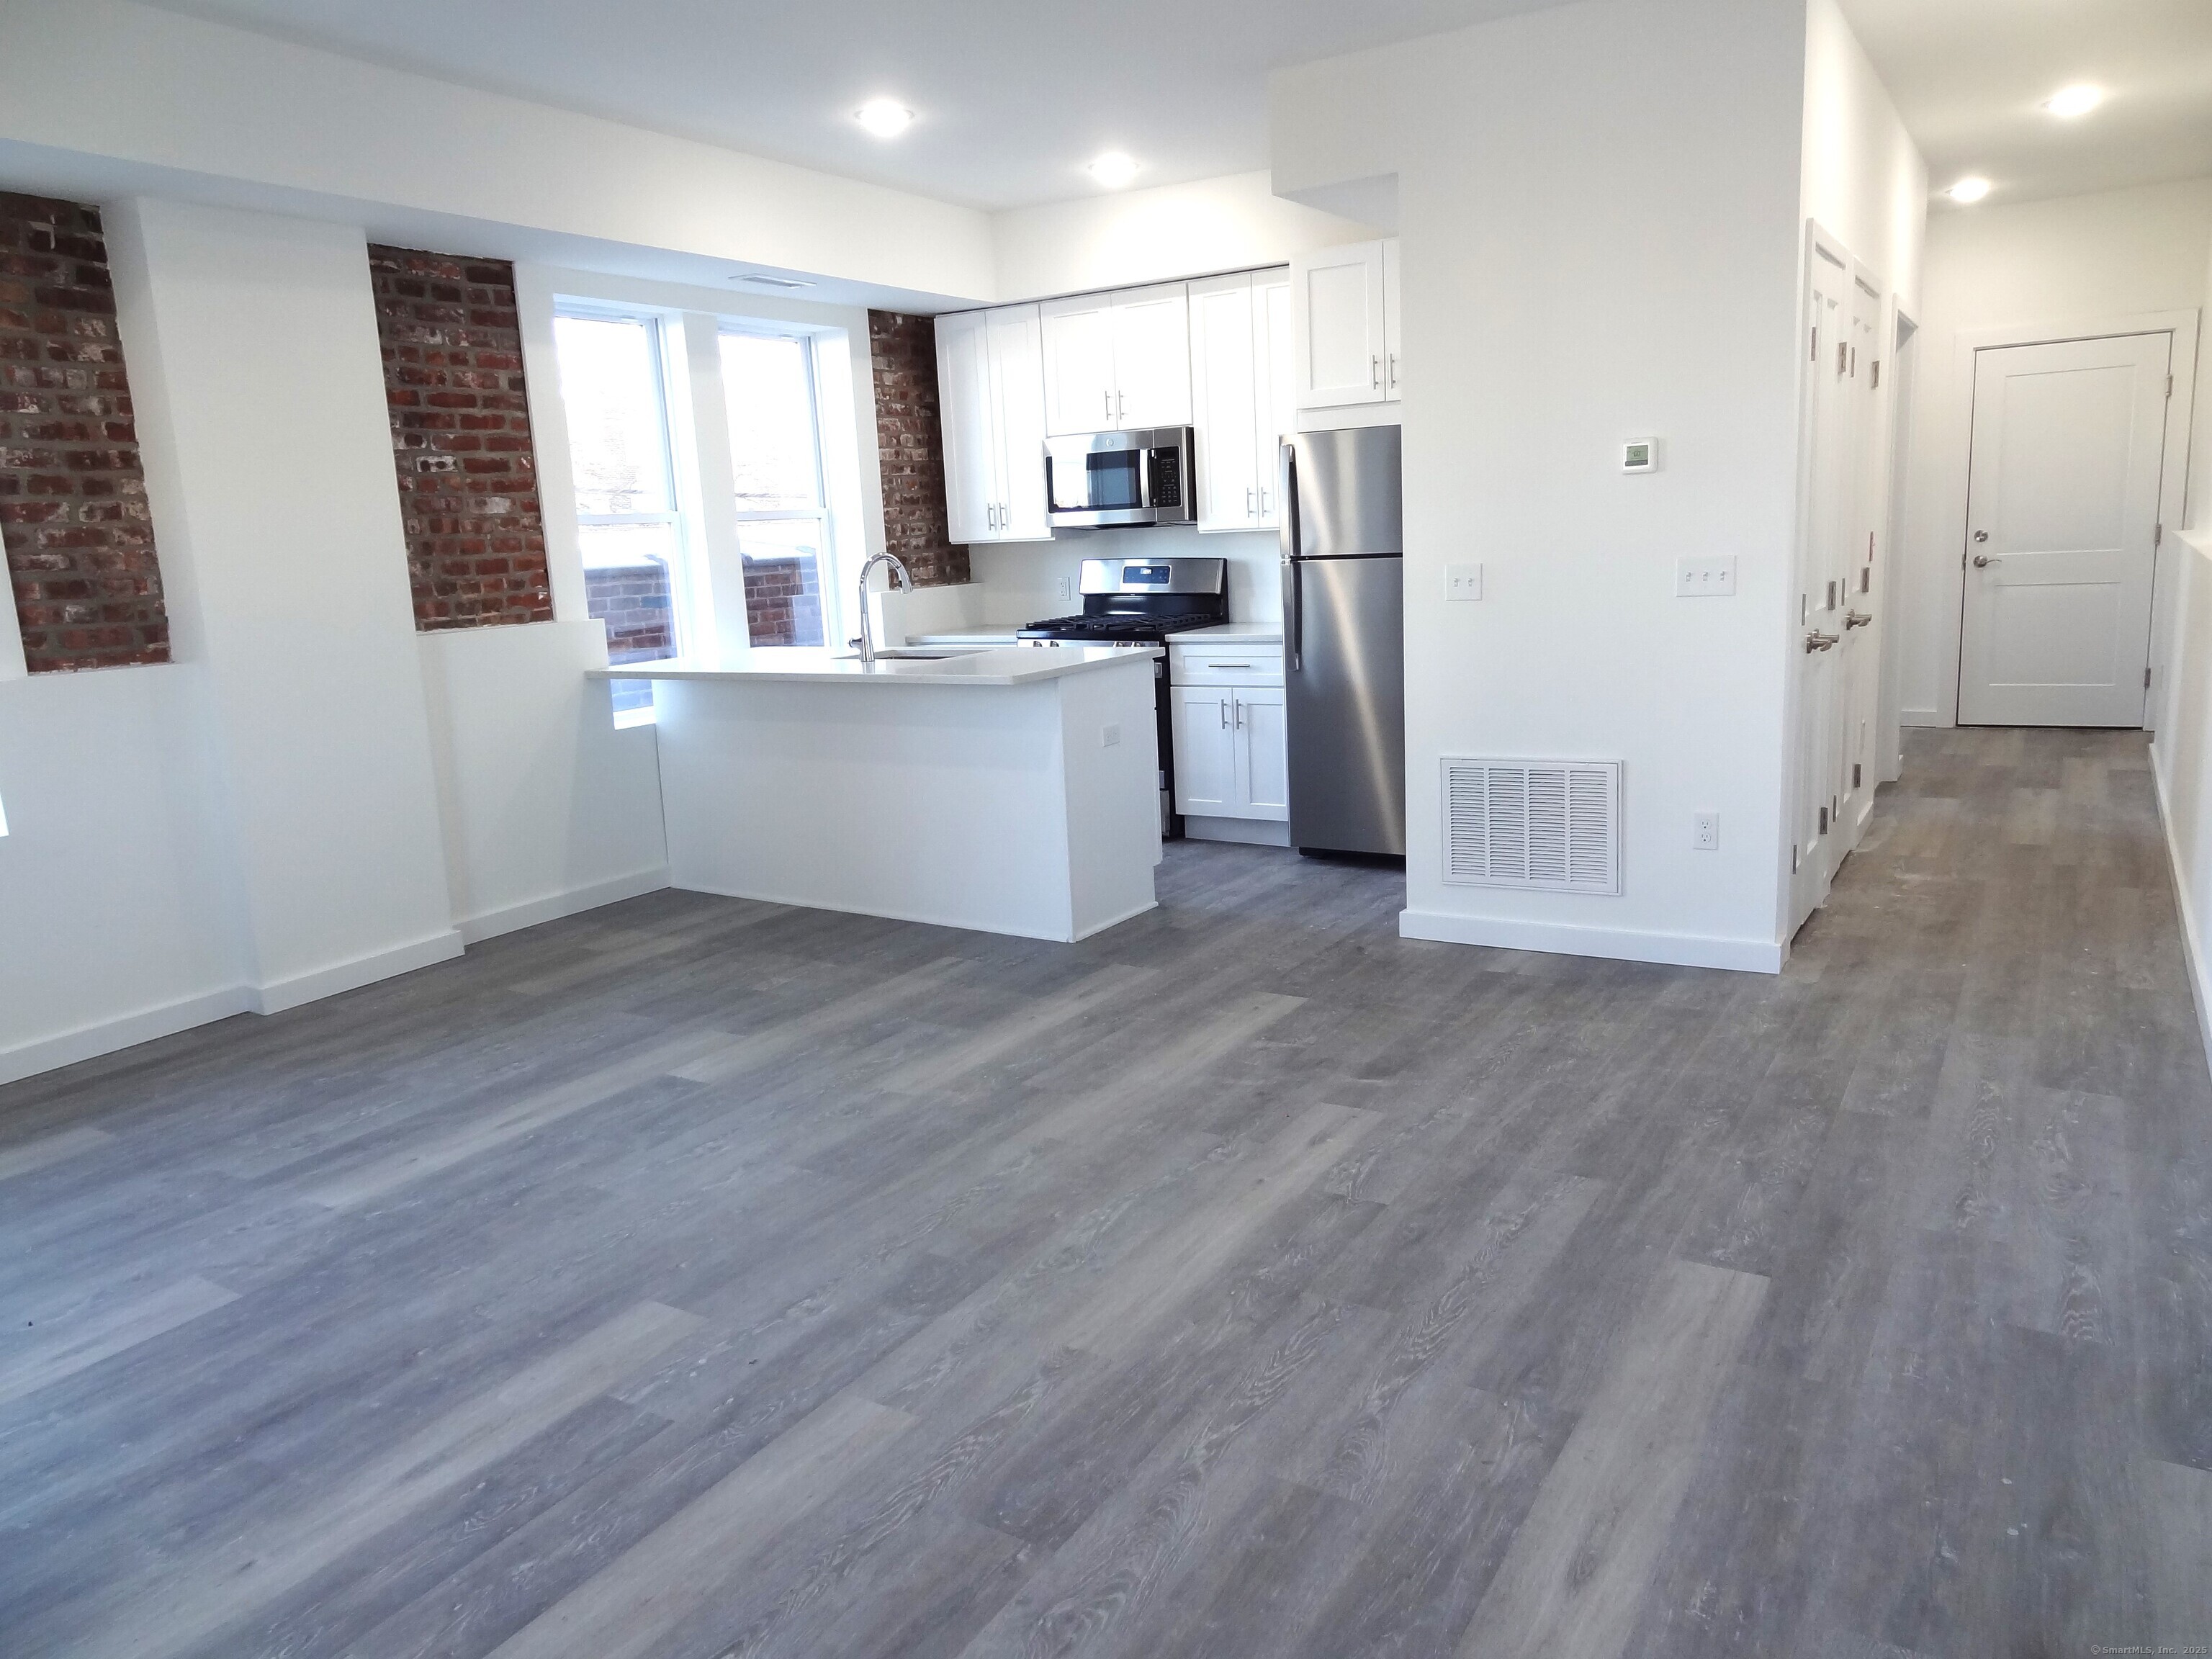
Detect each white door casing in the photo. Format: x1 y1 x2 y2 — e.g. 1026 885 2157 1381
1956 331 2170 727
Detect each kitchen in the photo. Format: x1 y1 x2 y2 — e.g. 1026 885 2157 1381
604 240 1411 940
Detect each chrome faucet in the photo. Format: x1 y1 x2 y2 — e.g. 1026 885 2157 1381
850 552 913 666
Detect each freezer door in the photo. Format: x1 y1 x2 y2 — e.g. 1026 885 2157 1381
1284 426 1402 558
1285 554 1406 855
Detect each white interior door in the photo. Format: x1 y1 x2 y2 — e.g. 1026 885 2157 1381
986 304 1051 541
1957 332 2170 727
1294 241 1385 410
1789 236 1853 932
1040 295 1118 435
1254 271 1292 525
1189 274 1259 531
1110 283 1192 429
933 310 999 544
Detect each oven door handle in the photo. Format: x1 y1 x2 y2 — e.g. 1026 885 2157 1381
1280 440 1301 673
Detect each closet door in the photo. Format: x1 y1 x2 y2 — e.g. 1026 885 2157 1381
1188 274 1260 532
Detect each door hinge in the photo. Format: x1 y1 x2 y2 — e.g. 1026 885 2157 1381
1871 359 1881 389
1818 804 1829 835
2155 522 2164 547
1811 327 1818 362
1853 763 1862 788
1791 842 1800 872
2167 374 2175 398
1838 341 1848 376
2146 666 2154 688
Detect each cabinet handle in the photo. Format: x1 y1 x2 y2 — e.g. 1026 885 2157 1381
1208 662 1254 669
1000 500 1010 530
1246 486 1256 518
1233 696 1245 729
987 503 998 530
1388 354 1398 392
1104 390 1112 421
1371 355 1380 389
1116 390 1125 421
1219 698 1228 729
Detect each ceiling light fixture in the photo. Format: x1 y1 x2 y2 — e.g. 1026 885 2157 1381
1946 176 1992 204
2041 84 2104 118
854 99 914 138
732 272 815 289
1087 151 1140 189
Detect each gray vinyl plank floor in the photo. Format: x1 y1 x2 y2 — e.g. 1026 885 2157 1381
3 727 2208 1659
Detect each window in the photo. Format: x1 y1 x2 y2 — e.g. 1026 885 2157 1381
554 313 688 714
721 330 833 649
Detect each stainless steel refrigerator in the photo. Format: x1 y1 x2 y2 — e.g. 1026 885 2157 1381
1279 426 1406 857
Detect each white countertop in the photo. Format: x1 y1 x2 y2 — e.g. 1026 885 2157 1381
1164 623 1285 645
589 644 1159 688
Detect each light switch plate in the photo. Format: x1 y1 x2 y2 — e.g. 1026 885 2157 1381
1676 557 1737 598
1446 562 1483 601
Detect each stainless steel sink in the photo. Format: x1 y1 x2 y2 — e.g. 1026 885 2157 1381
835 647 985 662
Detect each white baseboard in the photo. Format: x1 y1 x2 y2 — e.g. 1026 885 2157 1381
1398 907 1784 974
2149 745 2212 1069
1184 816 1293 847
457 866 673 944
0 984 255 1088
249 930 466 1015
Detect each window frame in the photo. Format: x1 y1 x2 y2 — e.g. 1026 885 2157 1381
553 303 701 668
719 322 842 649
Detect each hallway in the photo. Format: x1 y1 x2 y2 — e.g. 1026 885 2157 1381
0 728 2207 1658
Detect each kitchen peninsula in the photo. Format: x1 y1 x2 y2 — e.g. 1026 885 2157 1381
593 646 1162 942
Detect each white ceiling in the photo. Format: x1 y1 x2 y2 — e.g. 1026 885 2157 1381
140 0 1579 212
1839 0 2212 208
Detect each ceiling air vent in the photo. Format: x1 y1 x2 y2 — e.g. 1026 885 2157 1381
1442 758 1621 894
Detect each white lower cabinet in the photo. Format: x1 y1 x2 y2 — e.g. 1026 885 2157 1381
1170 645 1288 824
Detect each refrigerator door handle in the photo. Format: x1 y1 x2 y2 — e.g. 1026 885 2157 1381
1280 441 1302 672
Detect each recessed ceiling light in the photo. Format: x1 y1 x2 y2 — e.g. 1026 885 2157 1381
1087 152 1140 189
1946 176 1992 204
2041 84 2103 118
854 99 913 138
732 272 815 290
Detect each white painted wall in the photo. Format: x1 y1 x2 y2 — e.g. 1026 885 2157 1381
421 621 668 941
0 665 247 1085
0 0 994 305
1898 177 2212 725
991 171 1372 302
1801 0 1926 315
2150 216 2212 1063
106 197 464 1009
1272 0 1811 970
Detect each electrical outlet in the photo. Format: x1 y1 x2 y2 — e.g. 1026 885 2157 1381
1101 724 1120 747
1446 562 1483 601
1676 557 1737 598
1694 812 1719 850
1055 575 1074 602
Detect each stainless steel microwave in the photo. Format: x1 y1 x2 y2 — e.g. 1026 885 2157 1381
1043 426 1195 529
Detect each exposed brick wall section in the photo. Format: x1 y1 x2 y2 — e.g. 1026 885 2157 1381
0 194 166 673
368 246 553 630
868 310 969 589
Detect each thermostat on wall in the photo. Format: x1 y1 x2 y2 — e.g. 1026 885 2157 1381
1621 438 1662 474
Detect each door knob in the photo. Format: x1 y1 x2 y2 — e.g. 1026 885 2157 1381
1844 610 1872 629
1973 554 1997 568
1804 631 1839 653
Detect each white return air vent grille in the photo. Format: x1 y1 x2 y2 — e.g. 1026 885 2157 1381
1442 758 1621 894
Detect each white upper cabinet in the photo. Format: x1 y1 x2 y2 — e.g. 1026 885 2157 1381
934 302 1051 544
1291 238 1401 411
1040 283 1191 435
935 309 999 545
1189 268 1293 534
986 305 1049 541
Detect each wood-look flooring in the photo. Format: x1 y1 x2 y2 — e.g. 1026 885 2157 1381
3 727 2208 1658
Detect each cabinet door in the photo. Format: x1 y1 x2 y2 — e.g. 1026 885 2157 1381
1109 282 1192 429
1236 688 1290 819
934 310 1001 542
1172 685 1238 816
1187 274 1259 533
1253 270 1293 525
1039 295 1118 436
1381 238 1403 402
1292 241 1386 410
986 304 1051 541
